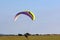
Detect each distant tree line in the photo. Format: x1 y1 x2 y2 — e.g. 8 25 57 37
0 33 60 36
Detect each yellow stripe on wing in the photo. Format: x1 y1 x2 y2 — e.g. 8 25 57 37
29 11 35 21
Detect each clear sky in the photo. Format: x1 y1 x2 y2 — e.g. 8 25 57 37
0 0 60 34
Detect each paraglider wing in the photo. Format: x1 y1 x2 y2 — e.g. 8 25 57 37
14 11 35 21
28 11 35 20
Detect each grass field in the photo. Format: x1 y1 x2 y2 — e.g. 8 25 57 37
0 35 60 40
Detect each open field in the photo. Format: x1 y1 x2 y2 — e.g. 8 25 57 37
0 35 60 40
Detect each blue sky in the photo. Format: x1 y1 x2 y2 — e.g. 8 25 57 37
0 0 60 34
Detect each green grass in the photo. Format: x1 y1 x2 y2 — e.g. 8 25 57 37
0 35 60 40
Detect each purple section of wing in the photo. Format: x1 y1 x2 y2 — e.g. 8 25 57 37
15 12 32 20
